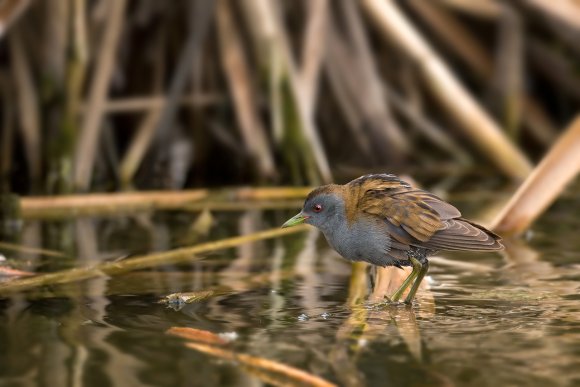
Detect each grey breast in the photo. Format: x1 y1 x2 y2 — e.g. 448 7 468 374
321 215 394 267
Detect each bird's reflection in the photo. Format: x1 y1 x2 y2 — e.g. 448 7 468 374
328 259 445 386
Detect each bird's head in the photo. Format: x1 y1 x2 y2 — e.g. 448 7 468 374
282 185 345 231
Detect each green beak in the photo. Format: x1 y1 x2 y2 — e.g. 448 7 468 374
281 212 309 228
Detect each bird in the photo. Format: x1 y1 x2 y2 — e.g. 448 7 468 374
282 174 503 304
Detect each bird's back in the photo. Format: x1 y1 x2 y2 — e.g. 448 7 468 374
344 174 503 256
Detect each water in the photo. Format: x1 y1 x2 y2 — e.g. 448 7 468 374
1 194 580 386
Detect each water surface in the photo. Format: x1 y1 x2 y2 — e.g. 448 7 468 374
1 195 580 386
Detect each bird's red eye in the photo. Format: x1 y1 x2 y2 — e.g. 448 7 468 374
313 204 323 213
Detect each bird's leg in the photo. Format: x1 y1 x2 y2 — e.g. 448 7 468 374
390 261 421 302
368 265 376 292
404 257 429 304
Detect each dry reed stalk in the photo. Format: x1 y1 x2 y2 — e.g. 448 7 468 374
239 0 332 184
73 0 127 190
0 0 31 37
408 0 492 79
324 25 373 155
184 342 337 387
119 106 163 188
416 0 557 146
9 28 41 187
97 95 223 114
386 88 471 165
0 241 67 258
299 0 328 112
338 0 409 157
20 189 209 217
52 0 88 193
64 0 88 126
284 43 333 182
436 0 501 18
41 0 68 87
323 7 408 161
238 0 277 71
362 0 532 181
217 0 275 178
492 116 580 235
248 2 285 161
151 0 214 175
0 225 309 294
525 0 580 30
19 187 312 218
71 0 88 64
516 0 580 58
490 4 524 138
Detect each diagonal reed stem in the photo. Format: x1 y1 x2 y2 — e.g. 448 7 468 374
0 225 308 295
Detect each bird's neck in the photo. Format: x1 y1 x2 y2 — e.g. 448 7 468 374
317 200 348 237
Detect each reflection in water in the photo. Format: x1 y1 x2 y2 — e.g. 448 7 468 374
1 202 580 386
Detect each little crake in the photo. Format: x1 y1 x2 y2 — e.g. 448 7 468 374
282 174 503 304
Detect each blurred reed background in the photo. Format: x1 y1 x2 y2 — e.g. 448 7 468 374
2 4 580 384
0 0 578 195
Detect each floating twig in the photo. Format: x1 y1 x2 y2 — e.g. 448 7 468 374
167 327 229 346
185 342 337 387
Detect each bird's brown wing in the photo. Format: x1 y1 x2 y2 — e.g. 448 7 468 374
360 188 447 243
352 174 502 251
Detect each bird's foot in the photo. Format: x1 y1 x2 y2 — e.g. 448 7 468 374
371 297 411 308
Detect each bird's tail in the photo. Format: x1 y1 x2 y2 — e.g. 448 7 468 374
420 218 503 251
